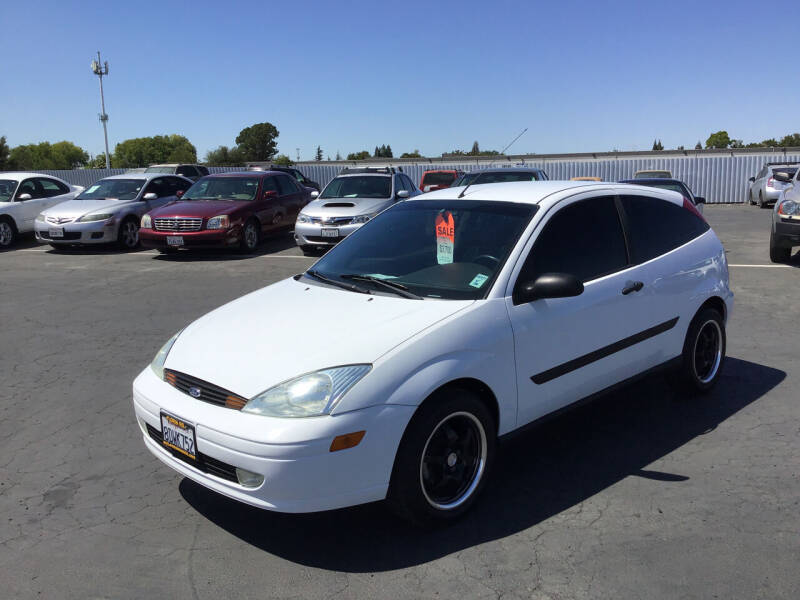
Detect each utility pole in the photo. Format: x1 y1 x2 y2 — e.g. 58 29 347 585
91 51 111 169
296 147 300 162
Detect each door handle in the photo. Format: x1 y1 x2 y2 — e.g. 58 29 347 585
621 281 644 295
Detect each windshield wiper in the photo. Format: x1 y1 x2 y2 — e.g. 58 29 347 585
339 274 422 299
305 269 371 295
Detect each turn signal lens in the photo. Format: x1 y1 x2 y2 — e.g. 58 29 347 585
329 431 366 452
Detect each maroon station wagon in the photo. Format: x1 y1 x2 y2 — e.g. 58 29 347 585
140 171 312 253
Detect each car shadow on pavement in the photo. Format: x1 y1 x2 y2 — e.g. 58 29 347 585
179 357 784 572
152 231 302 261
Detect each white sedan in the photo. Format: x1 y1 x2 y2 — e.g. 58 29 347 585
0 172 83 248
133 181 732 524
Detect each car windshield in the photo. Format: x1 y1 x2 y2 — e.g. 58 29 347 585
144 166 176 174
0 179 18 202
422 172 457 187
77 179 144 200
634 171 670 179
771 168 797 177
473 171 542 184
320 175 392 199
308 200 537 300
182 177 260 201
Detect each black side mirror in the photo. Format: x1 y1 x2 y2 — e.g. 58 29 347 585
513 272 584 305
748 177 755 182
694 196 706 204
773 171 792 183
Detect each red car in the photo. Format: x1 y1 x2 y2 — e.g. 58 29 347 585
419 169 464 193
140 171 312 253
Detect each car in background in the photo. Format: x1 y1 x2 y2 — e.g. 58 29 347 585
145 164 210 181
769 167 800 262
35 173 192 250
571 176 602 181
248 164 320 191
619 178 706 214
419 169 464 192
451 167 549 187
133 181 731 524
140 171 312 254
0 173 84 248
633 169 672 179
748 163 798 208
294 167 420 254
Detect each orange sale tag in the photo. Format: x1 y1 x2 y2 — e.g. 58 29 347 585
435 211 455 264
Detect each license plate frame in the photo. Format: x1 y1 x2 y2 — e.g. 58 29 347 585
320 228 339 238
166 236 184 247
49 228 64 238
160 411 197 461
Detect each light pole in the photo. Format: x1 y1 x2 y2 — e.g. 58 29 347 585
91 51 110 169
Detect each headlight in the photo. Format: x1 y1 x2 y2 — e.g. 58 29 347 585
297 213 313 224
242 365 371 418
141 214 152 228
778 200 800 216
150 332 181 380
351 213 375 224
36 214 46 222
77 212 114 223
207 215 230 229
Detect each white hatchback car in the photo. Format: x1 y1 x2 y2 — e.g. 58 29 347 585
133 181 732 524
0 172 83 248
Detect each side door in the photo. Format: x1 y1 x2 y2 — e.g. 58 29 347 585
257 176 281 233
276 174 303 222
13 178 46 231
506 193 662 426
36 178 74 211
141 178 174 214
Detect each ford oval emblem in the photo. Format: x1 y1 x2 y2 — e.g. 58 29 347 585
188 387 202 398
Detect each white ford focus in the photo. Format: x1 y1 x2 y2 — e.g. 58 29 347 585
133 181 732 524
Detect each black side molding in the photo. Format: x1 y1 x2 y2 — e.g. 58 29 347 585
531 317 679 385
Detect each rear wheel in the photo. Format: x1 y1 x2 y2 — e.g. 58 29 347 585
672 307 726 395
387 388 495 526
0 218 17 248
759 192 766 208
300 244 317 256
117 218 140 250
239 219 259 253
769 231 791 263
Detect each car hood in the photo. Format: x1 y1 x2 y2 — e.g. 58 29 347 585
300 197 394 218
148 200 245 218
164 277 473 398
41 198 137 218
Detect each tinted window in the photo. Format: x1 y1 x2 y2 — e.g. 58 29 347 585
16 179 39 199
421 172 457 187
0 180 18 202
620 194 710 263
145 178 172 198
167 177 192 194
291 169 307 183
518 196 628 285
262 176 280 194
37 178 69 196
474 171 541 184
277 175 299 195
404 174 417 192
771 167 797 178
176 165 198 177
198 166 210 176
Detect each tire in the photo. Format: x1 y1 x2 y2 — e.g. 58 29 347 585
300 244 316 256
0 217 17 248
748 191 754 205
117 218 140 250
387 387 496 526
759 192 766 209
769 231 791 263
239 219 259 253
672 307 726 395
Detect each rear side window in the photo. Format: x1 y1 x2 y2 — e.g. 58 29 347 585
518 195 628 284
277 175 299 195
620 194 709 263
37 178 69 196
421 172 456 187
176 166 198 177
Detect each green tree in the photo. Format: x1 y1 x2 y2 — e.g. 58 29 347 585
88 153 112 168
695 141 702 150
315 146 323 161
113 134 197 167
272 154 293 166
762 138 778 147
204 145 244 166
374 145 380 158
730 139 744 149
8 141 89 170
0 136 10 170
470 141 480 155
400 149 422 158
779 133 800 147
346 150 370 160
235 122 279 162
652 139 664 151
384 144 393 158
335 151 342 160
705 131 731 149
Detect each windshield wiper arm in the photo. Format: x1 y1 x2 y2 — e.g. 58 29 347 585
339 274 422 299
305 269 371 295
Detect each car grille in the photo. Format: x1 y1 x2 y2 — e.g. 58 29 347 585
310 216 353 225
163 369 247 410
154 218 203 232
46 216 74 225
145 423 238 483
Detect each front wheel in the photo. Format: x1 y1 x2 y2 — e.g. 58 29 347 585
769 232 791 263
387 388 495 526
118 218 140 250
0 219 17 248
239 219 259 253
672 307 726 395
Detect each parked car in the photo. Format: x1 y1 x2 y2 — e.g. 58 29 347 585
133 180 732 525
452 167 549 187
140 171 312 253
145 164 210 181
294 167 420 255
0 173 83 248
619 178 706 214
748 163 798 208
248 165 321 191
35 173 192 250
633 169 672 179
769 168 800 262
419 169 464 192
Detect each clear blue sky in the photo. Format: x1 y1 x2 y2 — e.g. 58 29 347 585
1 0 795 161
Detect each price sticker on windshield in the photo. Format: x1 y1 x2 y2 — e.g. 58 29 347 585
435 211 455 264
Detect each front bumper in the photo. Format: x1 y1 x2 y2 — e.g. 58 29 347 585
132 367 415 513
294 221 365 247
773 218 800 248
34 219 117 245
139 227 241 250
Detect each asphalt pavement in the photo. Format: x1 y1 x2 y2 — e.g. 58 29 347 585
0 205 798 599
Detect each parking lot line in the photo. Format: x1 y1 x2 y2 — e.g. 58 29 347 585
728 264 794 268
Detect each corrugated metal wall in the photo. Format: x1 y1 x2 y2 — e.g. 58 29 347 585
6 153 800 203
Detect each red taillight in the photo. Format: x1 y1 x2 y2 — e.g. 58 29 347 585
767 177 774 188
683 197 706 222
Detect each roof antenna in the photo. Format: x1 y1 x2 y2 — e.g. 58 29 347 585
500 127 528 155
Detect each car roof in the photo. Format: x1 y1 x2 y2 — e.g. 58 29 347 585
146 163 202 168
201 171 279 178
0 172 70 182
100 172 187 181
464 167 544 174
619 178 685 185
413 180 686 209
